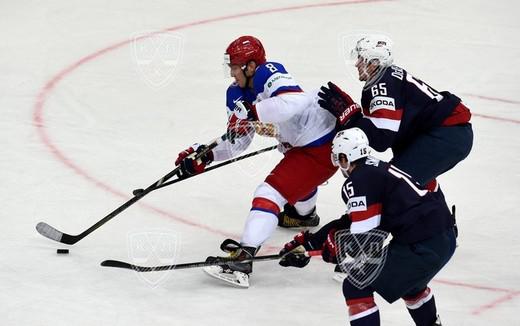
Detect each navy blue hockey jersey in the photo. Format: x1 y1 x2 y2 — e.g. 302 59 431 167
346 66 462 155
340 157 453 244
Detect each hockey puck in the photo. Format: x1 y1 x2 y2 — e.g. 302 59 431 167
132 188 145 196
57 249 69 254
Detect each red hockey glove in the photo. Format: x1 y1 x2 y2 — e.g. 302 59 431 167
175 144 213 177
226 101 257 144
321 228 338 264
279 231 314 268
318 82 361 125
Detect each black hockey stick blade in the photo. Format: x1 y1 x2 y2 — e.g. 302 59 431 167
36 222 78 245
101 260 135 269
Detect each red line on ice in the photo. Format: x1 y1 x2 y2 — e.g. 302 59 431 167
462 93 520 124
432 279 520 315
472 113 520 124
433 278 515 293
32 0 518 314
463 93 520 105
471 291 520 315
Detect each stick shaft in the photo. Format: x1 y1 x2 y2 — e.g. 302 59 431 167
37 134 227 244
151 145 277 191
101 250 323 272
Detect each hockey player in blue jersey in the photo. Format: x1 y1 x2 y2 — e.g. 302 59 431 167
279 128 455 326
175 36 338 287
318 35 473 191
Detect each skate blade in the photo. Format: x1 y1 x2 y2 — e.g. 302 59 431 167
202 266 250 288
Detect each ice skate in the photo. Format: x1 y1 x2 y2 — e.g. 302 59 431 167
203 240 256 288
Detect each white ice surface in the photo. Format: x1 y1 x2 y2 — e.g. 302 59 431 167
1 0 519 325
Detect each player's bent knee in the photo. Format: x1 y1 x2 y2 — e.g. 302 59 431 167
343 279 374 300
251 197 281 216
252 182 287 211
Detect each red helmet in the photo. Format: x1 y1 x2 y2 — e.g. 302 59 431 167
225 35 266 66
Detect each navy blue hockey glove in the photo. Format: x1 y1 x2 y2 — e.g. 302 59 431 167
279 231 315 268
175 144 213 177
318 82 361 125
226 101 257 144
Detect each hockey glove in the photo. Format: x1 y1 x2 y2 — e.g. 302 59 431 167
318 82 361 125
234 100 258 121
321 228 338 264
226 101 257 144
279 231 314 268
175 144 214 177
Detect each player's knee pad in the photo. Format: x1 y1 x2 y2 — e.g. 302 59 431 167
252 182 287 214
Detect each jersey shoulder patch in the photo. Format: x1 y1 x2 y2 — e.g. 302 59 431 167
253 61 301 100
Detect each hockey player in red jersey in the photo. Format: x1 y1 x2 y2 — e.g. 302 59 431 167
175 36 338 287
318 35 473 191
280 128 455 325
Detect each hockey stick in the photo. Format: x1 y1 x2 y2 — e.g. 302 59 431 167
100 250 323 272
131 145 278 195
35 134 228 245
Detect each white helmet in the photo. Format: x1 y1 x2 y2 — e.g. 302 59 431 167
351 34 393 67
331 128 371 172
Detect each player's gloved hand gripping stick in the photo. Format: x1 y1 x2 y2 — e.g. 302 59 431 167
132 144 277 196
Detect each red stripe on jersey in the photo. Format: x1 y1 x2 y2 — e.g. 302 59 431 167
251 197 281 215
350 203 382 222
368 108 403 120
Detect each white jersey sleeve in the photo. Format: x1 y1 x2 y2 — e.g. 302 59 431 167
255 92 312 123
212 132 254 161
